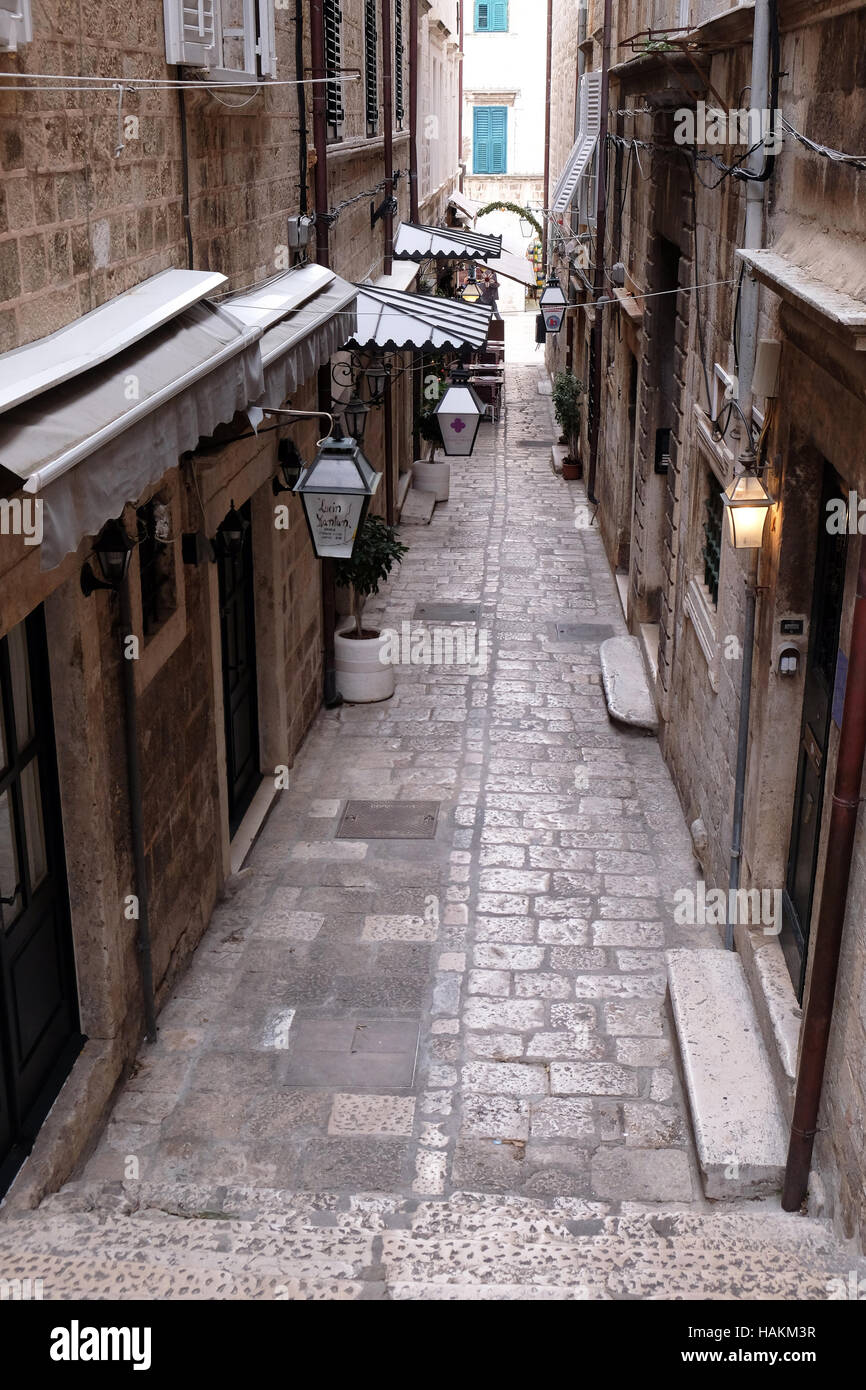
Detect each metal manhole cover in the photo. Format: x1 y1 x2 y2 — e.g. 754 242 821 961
413 602 480 623
550 622 616 642
515 439 557 447
337 800 441 840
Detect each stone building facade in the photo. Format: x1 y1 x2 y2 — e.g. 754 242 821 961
545 0 866 1248
0 0 461 1202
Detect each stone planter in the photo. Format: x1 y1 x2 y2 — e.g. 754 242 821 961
411 457 450 502
335 626 396 703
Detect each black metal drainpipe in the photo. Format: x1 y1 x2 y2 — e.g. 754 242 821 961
295 0 309 217
118 577 157 1043
586 0 612 506
177 76 194 270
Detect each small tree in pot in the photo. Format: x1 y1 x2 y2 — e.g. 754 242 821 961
335 514 408 640
552 371 585 479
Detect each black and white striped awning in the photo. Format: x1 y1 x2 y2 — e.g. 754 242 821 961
346 284 493 352
392 222 502 262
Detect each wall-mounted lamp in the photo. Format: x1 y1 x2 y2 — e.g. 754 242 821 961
434 369 484 457
80 517 134 596
459 270 482 305
212 501 250 561
778 645 801 677
272 438 305 495
539 275 567 333
722 471 774 549
342 396 371 444
294 436 382 560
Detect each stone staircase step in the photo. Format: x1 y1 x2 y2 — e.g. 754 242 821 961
666 948 788 1199
599 635 658 730
399 488 437 524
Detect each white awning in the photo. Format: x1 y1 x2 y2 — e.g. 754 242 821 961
393 221 502 262
448 190 481 222
235 271 358 408
346 284 493 352
0 268 227 413
484 247 536 288
551 71 602 215
0 301 263 570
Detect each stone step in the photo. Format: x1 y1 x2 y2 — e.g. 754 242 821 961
0 1203 859 1300
666 948 789 1199
399 487 437 524
599 635 658 731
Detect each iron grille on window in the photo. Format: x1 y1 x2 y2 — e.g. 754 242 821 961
364 0 378 132
394 0 405 125
324 0 344 130
702 475 723 607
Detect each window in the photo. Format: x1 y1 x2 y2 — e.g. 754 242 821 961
394 0 405 126
702 471 723 608
164 0 277 78
0 0 32 51
473 106 507 174
136 499 177 640
364 0 378 134
475 0 507 31
324 0 344 132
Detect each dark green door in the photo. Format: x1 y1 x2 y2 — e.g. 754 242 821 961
0 607 82 1196
781 465 848 1000
217 500 261 837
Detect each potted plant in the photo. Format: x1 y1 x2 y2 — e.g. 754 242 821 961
552 370 585 480
334 515 408 702
412 408 452 501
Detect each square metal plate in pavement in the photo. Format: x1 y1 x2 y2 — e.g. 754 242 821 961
413 602 480 623
284 1017 421 1086
551 621 616 642
337 800 440 840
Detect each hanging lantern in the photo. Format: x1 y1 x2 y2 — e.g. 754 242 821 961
293 436 382 560
342 395 370 443
460 270 482 305
362 358 390 401
434 370 485 457
272 437 305 495
722 472 774 549
539 275 568 333
213 501 250 560
80 517 134 596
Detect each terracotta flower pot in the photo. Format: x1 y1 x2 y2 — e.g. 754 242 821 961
562 458 582 480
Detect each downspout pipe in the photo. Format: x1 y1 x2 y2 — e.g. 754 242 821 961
783 536 866 1210
119 577 157 1044
310 0 342 707
381 0 395 275
409 0 419 220
586 0 612 505
458 0 464 192
725 0 771 950
541 0 553 273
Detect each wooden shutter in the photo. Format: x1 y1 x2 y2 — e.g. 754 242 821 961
218 0 257 76
364 0 378 130
324 0 344 127
489 107 507 172
473 107 490 173
164 0 218 66
257 0 277 76
491 0 507 30
394 0 405 125
551 71 602 214
475 0 488 30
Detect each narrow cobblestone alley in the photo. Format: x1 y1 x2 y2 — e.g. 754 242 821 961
84 314 712 1203
4 317 865 1299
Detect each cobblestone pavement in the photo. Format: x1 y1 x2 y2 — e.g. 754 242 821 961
80 313 719 1205
5 316 866 1299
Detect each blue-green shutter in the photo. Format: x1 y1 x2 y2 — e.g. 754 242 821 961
473 107 490 172
474 1 489 29
491 0 507 30
489 107 507 172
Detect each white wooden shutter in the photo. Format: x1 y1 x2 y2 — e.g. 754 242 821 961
257 0 277 76
551 71 602 215
217 0 257 76
164 0 219 66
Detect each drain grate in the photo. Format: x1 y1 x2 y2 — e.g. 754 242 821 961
550 621 616 642
337 800 441 840
413 602 480 623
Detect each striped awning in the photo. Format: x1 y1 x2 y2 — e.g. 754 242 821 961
346 284 493 352
392 222 502 262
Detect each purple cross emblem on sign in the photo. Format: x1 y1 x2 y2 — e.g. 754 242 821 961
449 418 467 433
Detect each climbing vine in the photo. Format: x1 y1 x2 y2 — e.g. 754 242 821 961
474 201 544 239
